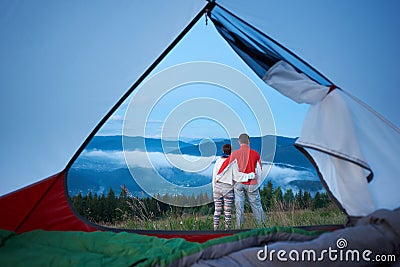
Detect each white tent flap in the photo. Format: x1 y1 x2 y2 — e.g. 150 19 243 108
264 61 378 216
263 60 329 104
304 148 375 216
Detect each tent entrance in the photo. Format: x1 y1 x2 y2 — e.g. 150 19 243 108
65 4 346 232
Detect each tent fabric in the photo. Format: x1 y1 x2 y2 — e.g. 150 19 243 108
263 60 400 216
339 90 400 213
0 1 231 238
263 60 331 105
264 61 375 217
0 0 206 196
0 0 399 244
0 229 199 267
0 172 97 233
0 171 233 242
181 207 400 266
0 226 323 267
209 4 332 86
208 5 400 217
1 210 398 266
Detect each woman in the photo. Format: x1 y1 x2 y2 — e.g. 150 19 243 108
212 144 254 230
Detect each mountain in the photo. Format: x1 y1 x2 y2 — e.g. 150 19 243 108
68 135 322 197
85 135 194 153
67 167 143 196
288 180 324 192
170 135 314 169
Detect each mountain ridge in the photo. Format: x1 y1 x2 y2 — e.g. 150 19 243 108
68 135 321 197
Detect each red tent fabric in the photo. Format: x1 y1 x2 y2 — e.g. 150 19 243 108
0 171 232 242
0 171 97 233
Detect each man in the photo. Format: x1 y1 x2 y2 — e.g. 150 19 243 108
213 144 255 230
217 133 266 228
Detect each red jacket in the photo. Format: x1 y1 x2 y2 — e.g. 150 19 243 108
217 144 261 185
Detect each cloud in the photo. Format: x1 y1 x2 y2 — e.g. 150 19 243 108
262 163 319 192
125 150 215 173
74 150 126 170
109 115 124 121
267 164 308 178
75 150 319 194
77 149 215 175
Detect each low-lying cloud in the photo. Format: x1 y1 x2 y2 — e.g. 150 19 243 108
77 149 317 185
77 149 216 175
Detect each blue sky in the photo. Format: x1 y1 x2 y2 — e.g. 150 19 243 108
97 1 400 140
98 20 309 139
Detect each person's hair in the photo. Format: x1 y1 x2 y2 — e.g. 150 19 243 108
238 133 250 144
222 144 231 155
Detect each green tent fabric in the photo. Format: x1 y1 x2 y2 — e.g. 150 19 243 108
0 227 322 267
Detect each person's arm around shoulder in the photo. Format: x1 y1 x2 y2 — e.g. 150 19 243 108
232 160 255 182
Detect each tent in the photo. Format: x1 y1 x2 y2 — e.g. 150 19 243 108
1 0 400 265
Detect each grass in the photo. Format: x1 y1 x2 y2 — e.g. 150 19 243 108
104 202 346 231
121 212 215 231
264 203 345 227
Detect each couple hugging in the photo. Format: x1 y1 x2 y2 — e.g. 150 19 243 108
212 133 266 230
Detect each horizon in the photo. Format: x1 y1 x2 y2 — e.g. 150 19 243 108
94 133 298 139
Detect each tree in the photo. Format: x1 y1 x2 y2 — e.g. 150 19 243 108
86 191 94 218
261 180 274 210
283 188 295 207
98 193 106 222
303 191 312 209
313 192 324 209
272 186 283 209
104 187 117 222
295 189 304 208
72 192 84 215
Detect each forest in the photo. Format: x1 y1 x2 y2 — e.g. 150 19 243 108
70 181 344 230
